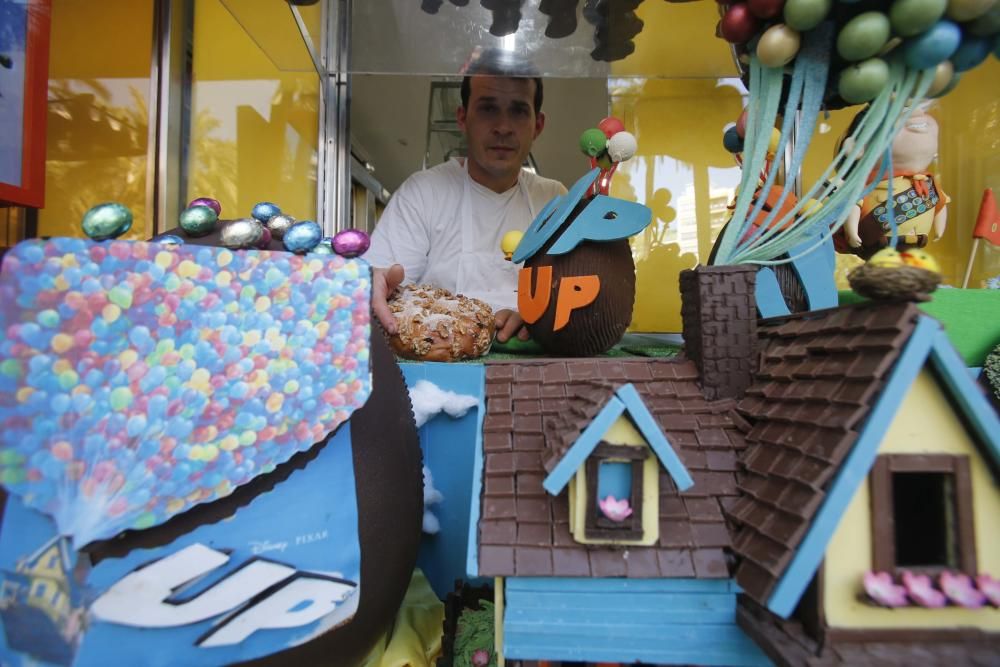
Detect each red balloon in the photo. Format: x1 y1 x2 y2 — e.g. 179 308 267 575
735 108 749 138
597 116 626 139
721 3 760 44
748 0 784 19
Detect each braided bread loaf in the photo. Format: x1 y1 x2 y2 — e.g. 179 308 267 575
387 284 495 361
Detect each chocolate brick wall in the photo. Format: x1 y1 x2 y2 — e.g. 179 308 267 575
680 265 758 401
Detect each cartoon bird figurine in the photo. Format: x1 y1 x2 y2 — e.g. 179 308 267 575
847 247 942 302
500 230 524 261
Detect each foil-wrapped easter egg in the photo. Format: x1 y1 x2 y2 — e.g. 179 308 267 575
187 197 222 216
179 205 218 237
284 220 323 254
155 234 185 246
332 229 371 258
266 214 296 240
220 218 266 250
82 202 133 241
252 201 281 223
607 131 637 162
311 238 335 255
257 226 273 249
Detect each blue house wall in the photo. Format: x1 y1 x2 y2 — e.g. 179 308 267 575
503 578 772 666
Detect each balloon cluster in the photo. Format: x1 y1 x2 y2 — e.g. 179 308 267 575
0 237 372 547
718 0 1000 106
578 116 638 195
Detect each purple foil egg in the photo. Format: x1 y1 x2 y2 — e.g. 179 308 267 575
257 226 273 249
187 197 222 217
332 229 371 258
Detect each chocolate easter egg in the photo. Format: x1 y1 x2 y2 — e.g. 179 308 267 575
179 205 218 237
251 201 281 223
219 217 266 250
283 220 323 254
187 197 222 217
523 239 636 357
266 214 296 240
82 203 133 241
332 229 371 258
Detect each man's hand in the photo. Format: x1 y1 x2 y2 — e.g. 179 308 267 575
372 264 405 334
494 308 530 343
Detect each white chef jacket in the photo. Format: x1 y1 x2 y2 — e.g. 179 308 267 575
364 158 566 312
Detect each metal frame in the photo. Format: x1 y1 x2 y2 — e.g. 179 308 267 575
148 0 193 237
318 0 352 235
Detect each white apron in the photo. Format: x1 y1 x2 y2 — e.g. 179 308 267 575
426 160 537 312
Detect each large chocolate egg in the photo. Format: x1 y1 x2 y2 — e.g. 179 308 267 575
82 202 133 241
219 217 266 250
523 239 636 357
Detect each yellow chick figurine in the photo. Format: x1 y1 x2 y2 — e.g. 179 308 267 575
500 230 524 261
900 248 941 273
867 247 904 268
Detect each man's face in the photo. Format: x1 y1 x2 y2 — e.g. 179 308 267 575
457 76 545 190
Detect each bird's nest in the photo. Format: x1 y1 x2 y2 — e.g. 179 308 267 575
848 264 942 302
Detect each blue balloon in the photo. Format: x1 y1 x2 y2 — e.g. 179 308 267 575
723 126 744 153
951 36 991 71
902 21 961 70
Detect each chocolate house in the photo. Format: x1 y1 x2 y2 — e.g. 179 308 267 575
468 265 1000 666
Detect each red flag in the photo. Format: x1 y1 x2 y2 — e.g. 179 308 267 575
973 188 1000 246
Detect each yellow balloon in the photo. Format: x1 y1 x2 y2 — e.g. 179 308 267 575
501 230 524 255
801 198 822 215
766 128 782 157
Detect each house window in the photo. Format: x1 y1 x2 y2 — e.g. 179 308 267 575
870 455 976 574
584 442 647 540
31 580 48 599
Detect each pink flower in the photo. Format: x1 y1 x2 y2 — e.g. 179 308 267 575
901 571 947 608
976 574 1000 607
598 496 633 522
940 572 987 608
863 571 908 607
471 649 490 667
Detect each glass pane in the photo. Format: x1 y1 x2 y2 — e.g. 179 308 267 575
350 0 735 79
613 78 747 333
38 0 154 240
187 0 320 227
217 0 319 73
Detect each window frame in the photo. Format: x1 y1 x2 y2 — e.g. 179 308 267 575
869 454 977 575
584 442 647 540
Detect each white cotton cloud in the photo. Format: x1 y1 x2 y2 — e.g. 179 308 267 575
422 465 443 534
408 380 479 428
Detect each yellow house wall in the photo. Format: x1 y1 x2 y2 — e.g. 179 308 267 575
823 368 1000 630
569 415 659 546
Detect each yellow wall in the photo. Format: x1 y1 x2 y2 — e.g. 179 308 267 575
823 368 1000 630
39 0 154 239
187 0 319 224
569 415 660 546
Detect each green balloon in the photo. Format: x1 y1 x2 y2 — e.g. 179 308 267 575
837 11 892 61
890 0 947 36
179 205 219 237
784 0 832 31
81 202 133 241
839 57 890 103
579 128 608 158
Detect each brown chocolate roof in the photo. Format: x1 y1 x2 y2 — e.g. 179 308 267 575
478 358 748 579
728 301 921 603
738 597 1000 666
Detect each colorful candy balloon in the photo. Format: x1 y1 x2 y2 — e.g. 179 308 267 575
839 57 890 103
597 116 626 138
837 11 892 61
721 2 761 43
757 23 802 67
579 128 608 157
783 0 831 31
902 20 961 68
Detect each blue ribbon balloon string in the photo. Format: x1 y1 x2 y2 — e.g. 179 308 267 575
713 58 783 265
737 63 916 264
735 23 832 256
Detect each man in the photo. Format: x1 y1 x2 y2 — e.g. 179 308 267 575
364 51 567 343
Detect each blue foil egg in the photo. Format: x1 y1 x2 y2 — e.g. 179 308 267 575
82 202 133 241
251 202 282 223
155 234 185 246
283 220 323 254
